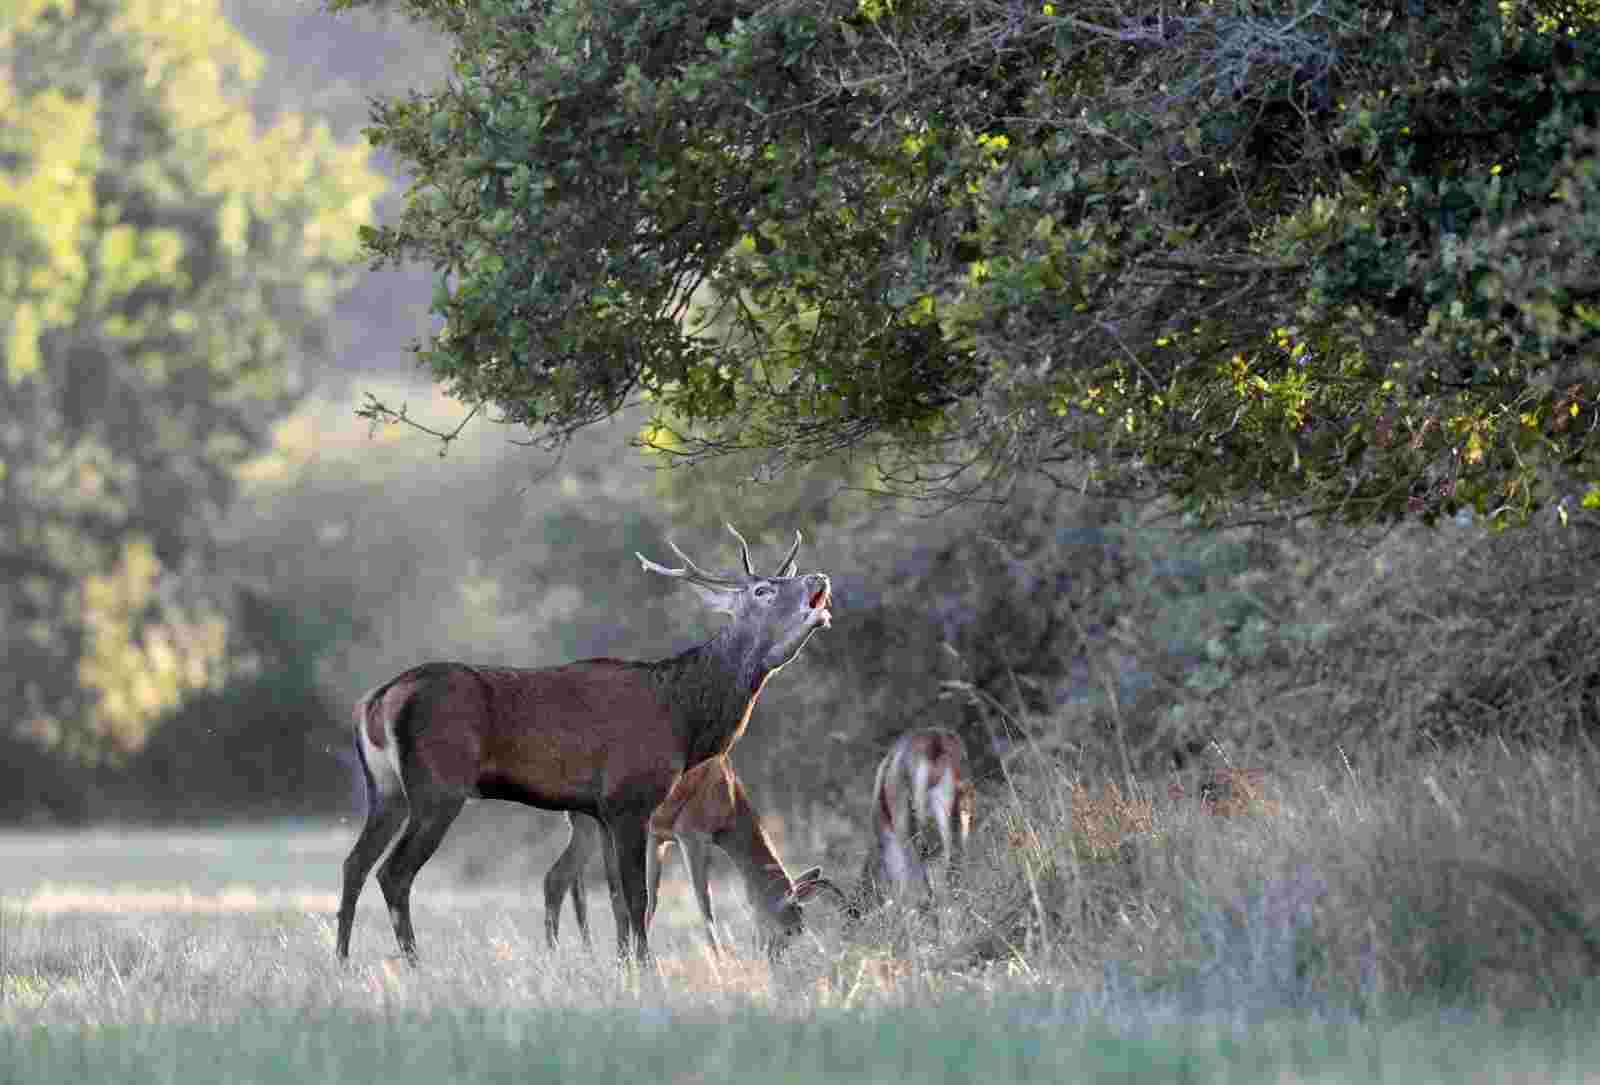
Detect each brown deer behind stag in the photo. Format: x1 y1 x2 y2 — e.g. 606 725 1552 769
544 755 840 959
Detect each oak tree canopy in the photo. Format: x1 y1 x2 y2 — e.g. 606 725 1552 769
340 0 1600 526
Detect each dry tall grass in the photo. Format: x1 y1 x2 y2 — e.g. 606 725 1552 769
5 740 1595 1033
944 739 1600 1017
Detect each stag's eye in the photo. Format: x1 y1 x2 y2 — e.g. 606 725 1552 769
752 583 775 600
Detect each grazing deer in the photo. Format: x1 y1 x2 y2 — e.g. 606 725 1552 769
544 755 843 958
856 728 975 916
336 526 832 966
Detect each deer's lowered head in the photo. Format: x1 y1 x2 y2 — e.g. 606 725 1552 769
698 782 848 959
739 866 846 960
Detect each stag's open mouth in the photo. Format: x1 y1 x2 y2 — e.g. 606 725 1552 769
809 588 833 628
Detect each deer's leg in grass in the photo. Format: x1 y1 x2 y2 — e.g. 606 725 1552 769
926 770 960 891
602 815 656 965
645 836 672 931
545 813 602 948
376 789 466 963
675 832 723 955
336 762 407 962
608 839 633 946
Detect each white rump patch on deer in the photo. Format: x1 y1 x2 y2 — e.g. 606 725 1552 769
867 728 974 910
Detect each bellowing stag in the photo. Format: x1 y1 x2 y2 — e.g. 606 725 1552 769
335 526 831 966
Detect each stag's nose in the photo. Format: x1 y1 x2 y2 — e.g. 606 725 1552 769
805 573 831 604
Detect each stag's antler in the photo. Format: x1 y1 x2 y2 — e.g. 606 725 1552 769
638 525 805 584
725 523 756 577
636 540 744 587
774 530 802 578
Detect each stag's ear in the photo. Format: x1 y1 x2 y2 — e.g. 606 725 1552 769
684 580 741 616
789 870 851 910
789 866 826 902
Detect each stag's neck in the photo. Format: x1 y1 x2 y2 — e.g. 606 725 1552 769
654 627 784 763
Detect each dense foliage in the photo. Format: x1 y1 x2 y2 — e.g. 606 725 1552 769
0 0 383 761
342 0 1600 525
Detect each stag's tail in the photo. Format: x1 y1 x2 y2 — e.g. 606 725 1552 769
349 687 382 816
350 673 414 807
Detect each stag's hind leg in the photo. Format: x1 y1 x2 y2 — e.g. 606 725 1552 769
374 790 466 962
336 754 408 961
545 813 602 948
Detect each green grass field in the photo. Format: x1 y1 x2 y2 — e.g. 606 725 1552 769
2 809 1600 1084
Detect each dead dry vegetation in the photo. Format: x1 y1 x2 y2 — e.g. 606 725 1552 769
3 740 1599 1027
956 741 1600 1014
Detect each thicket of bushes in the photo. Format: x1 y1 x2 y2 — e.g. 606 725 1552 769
761 484 1599 815
756 491 1600 1016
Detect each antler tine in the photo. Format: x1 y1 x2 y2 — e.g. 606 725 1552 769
774 529 802 578
666 538 739 584
636 538 744 587
725 523 756 577
636 552 680 577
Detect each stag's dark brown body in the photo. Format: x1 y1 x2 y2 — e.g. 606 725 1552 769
365 656 765 811
335 528 830 967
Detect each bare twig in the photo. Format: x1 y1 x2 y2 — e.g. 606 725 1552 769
356 395 483 457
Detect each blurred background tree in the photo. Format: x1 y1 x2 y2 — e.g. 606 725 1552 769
0 0 382 795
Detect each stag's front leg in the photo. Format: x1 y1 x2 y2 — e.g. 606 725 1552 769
601 814 656 966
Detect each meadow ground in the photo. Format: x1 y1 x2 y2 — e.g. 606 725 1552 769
4 755 1600 1083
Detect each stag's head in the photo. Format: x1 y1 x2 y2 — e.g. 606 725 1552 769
638 524 832 672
